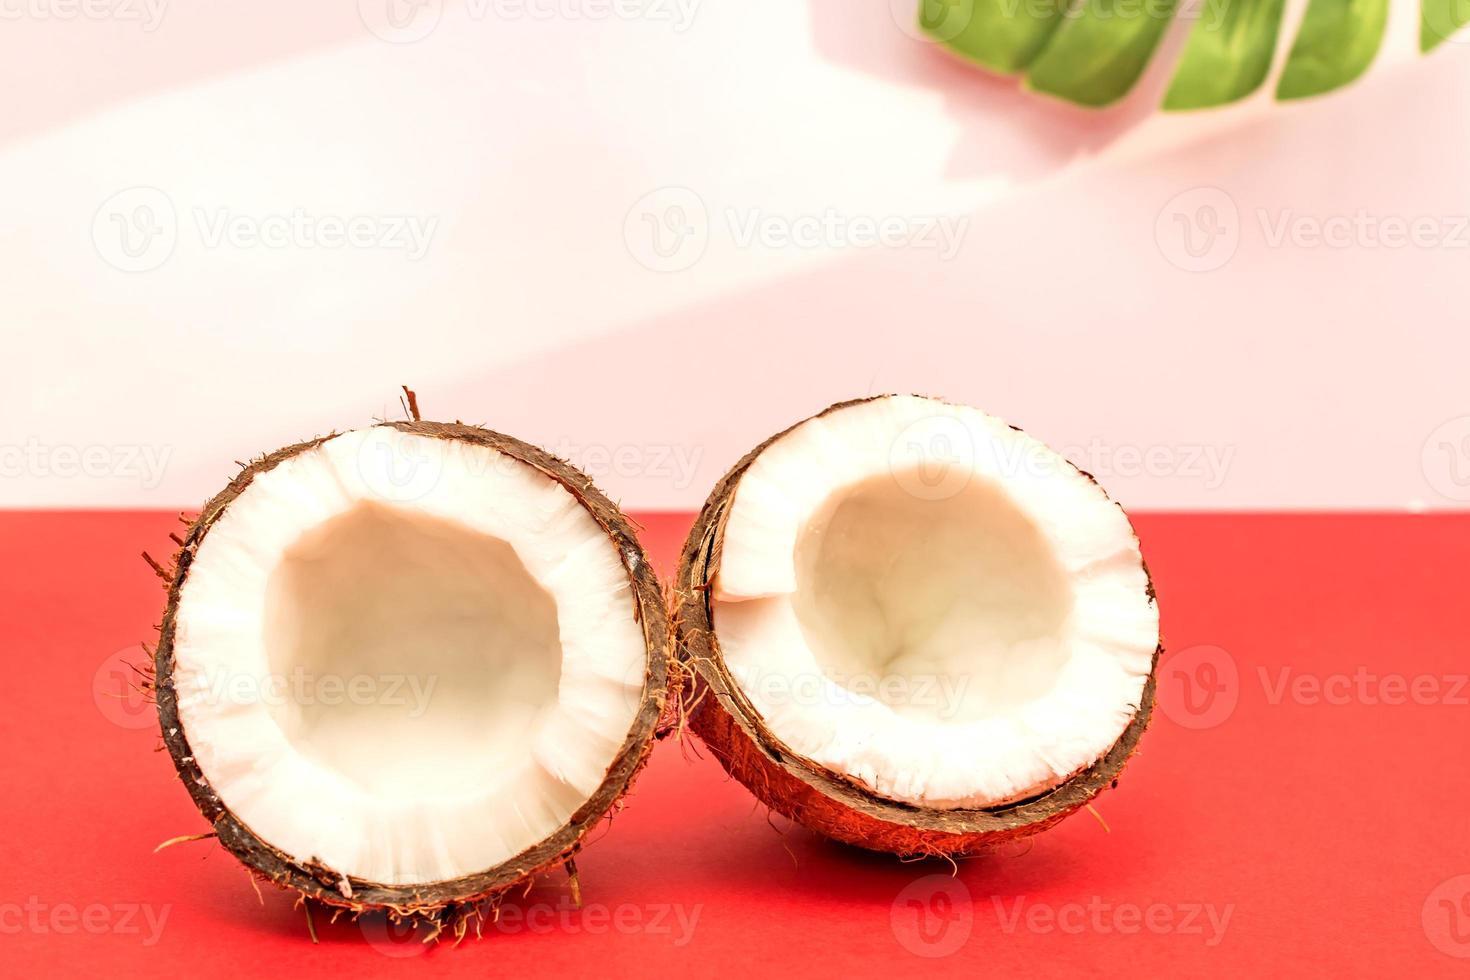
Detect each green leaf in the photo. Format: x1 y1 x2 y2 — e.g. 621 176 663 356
1422 0 1470 50
1163 0 1288 109
1275 0 1388 99
1023 0 1182 107
919 0 1071 74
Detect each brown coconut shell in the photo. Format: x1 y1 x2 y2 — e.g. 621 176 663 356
152 419 676 933
673 396 1162 858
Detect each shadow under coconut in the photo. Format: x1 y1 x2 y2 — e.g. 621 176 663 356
201 874 590 953
646 771 1098 910
811 824 1081 883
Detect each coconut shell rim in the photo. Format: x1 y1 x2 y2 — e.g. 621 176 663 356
154 420 674 917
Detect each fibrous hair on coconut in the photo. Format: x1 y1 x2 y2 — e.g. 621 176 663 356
674 394 1161 857
147 392 676 940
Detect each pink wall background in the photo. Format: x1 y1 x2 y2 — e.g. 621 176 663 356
5 0 1469 511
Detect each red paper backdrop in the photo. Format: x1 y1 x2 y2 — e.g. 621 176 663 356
3 511 1467 975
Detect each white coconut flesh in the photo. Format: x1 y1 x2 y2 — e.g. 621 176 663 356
171 428 646 885
712 397 1159 810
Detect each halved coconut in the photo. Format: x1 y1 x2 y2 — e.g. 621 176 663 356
675 395 1161 856
153 418 672 929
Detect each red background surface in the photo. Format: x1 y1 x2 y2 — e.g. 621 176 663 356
3 511 1468 976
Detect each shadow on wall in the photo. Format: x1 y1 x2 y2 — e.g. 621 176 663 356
0 3 370 150
804 0 1209 179
372 43 1470 511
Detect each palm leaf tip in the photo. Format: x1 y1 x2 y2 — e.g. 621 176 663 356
1163 0 1287 109
918 0 1071 74
1275 0 1389 100
1023 0 1182 108
1421 0 1470 50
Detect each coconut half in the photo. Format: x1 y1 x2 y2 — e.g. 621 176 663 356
675 395 1161 856
153 419 671 927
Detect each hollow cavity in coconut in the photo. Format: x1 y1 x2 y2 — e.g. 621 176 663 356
675 395 1160 857
152 415 671 929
